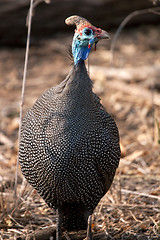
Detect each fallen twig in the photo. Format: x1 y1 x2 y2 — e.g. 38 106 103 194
122 189 160 200
16 227 107 240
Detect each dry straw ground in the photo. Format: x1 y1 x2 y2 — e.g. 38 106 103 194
0 24 160 239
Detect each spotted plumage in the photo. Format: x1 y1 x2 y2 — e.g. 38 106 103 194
19 15 121 240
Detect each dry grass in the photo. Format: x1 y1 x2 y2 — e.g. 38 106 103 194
0 24 160 239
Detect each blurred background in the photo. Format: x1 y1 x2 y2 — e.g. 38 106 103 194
0 0 160 46
0 0 160 239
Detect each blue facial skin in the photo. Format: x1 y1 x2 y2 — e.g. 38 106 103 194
72 27 98 65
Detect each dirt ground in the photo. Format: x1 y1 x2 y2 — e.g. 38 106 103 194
0 24 160 239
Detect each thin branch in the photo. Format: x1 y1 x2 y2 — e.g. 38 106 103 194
150 8 160 15
122 189 160 201
109 7 160 145
14 0 34 198
26 0 51 26
155 118 160 144
110 6 160 64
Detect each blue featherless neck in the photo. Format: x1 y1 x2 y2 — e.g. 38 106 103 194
72 32 95 65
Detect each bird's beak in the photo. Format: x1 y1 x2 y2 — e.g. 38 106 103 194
99 29 109 39
95 29 109 40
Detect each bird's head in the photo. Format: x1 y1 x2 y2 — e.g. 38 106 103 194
65 15 109 65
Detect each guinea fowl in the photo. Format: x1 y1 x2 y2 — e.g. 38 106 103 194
19 15 121 240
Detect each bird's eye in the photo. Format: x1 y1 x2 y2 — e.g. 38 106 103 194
84 28 92 36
